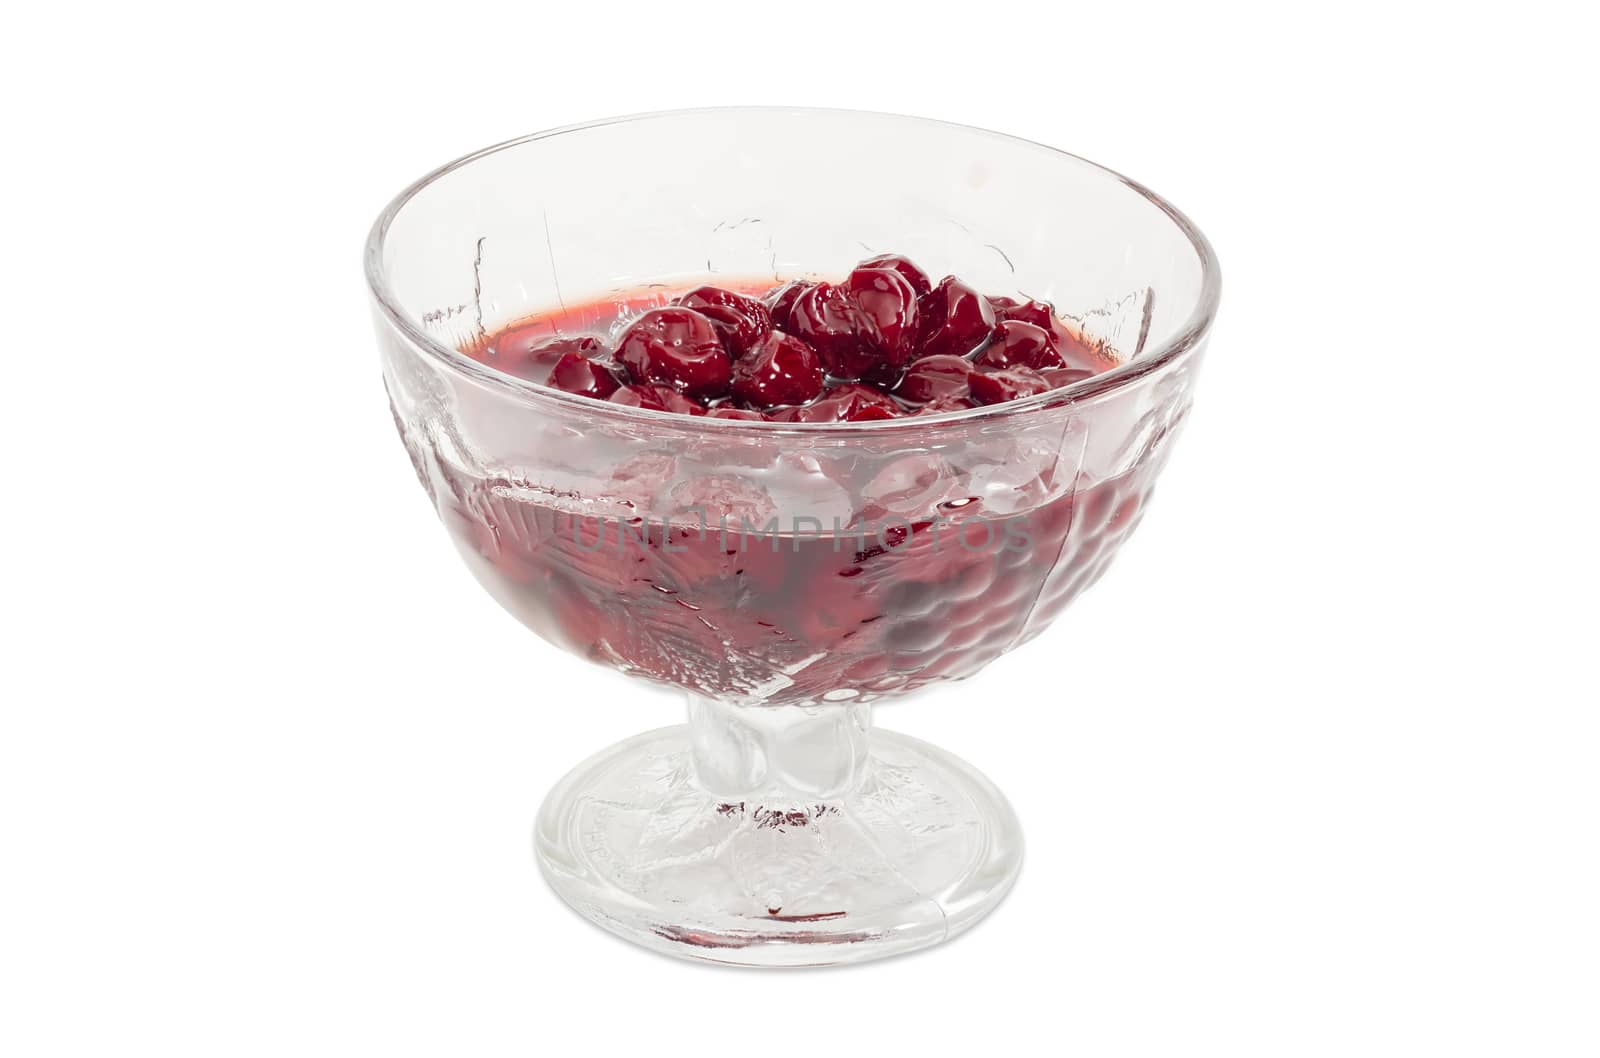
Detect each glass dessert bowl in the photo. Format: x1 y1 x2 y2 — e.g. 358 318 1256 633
365 108 1219 967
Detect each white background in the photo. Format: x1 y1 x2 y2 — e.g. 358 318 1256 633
3 2 1596 1055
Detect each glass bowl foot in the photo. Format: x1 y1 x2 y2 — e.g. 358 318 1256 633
534 718 1022 967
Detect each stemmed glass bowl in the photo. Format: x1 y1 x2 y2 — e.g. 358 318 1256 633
365 108 1218 966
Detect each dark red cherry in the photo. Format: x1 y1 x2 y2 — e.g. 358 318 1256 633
547 351 622 399
844 266 919 367
764 279 815 331
975 320 1068 370
786 282 879 380
675 286 772 357
777 383 902 423
608 383 708 415
731 332 825 409
894 354 976 404
968 365 1054 406
858 253 933 297
615 308 732 399
994 298 1108 370
705 405 767 421
915 277 998 360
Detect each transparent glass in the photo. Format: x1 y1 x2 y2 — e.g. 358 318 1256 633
365 108 1218 966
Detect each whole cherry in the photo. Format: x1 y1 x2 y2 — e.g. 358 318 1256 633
915 277 998 360
993 297 1106 370
764 279 815 331
547 351 622 399
975 320 1068 370
730 332 826 409
894 354 976 404
844 265 919 367
786 282 877 380
675 286 772 357
615 307 732 400
857 253 933 297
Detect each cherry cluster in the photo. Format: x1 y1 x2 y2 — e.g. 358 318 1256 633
487 254 1107 421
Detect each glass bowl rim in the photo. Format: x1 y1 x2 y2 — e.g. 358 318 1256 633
364 106 1221 435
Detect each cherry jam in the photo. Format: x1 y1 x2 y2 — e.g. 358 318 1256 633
435 255 1151 704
